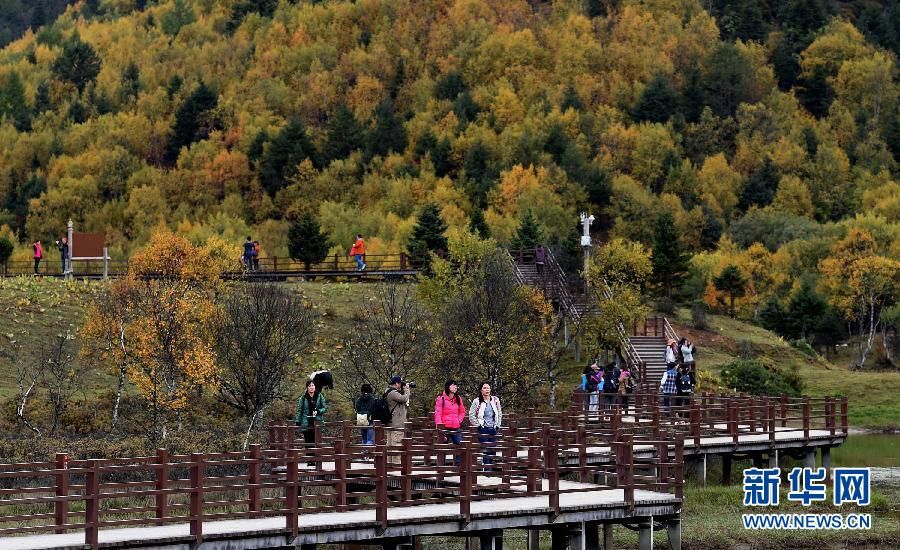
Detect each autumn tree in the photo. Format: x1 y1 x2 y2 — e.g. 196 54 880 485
161 0 196 36
585 239 652 352
632 73 680 123
714 265 747 318
82 231 222 445
819 229 900 368
216 283 318 448
0 71 30 130
287 212 330 270
366 98 407 159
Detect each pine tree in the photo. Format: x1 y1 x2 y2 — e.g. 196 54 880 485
560 83 584 111
585 0 607 19
0 237 13 272
51 34 102 92
259 118 318 195
435 71 466 101
510 210 544 252
463 141 495 207
431 137 454 178
632 73 680 123
650 212 689 298
407 203 448 272
323 105 364 163
288 213 330 270
120 62 141 103
796 65 834 119
165 82 218 164
366 98 407 159
0 72 30 131
786 279 828 341
738 157 780 211
468 208 490 239
33 81 51 115
713 265 747 318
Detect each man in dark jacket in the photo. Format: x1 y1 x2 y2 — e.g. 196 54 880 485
56 236 69 274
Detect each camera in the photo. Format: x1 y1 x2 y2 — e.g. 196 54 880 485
405 381 417 388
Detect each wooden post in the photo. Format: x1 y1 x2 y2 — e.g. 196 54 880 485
675 436 684 501
400 253 407 270
155 449 169 523
335 440 347 507
273 256 278 273
190 453 204 544
84 460 100 549
55 453 69 533
286 450 299 536
334 253 339 270
249 444 261 516
460 444 472 522
840 397 848 434
624 433 634 510
780 395 788 428
548 438 559 517
401 437 412 501
376 447 388 529
802 398 810 442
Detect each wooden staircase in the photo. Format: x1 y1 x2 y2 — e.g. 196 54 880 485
505 247 680 388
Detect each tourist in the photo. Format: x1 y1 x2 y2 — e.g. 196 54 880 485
32 240 42 274
601 362 621 410
534 244 546 276
659 362 678 415
56 236 68 274
349 234 366 271
434 380 466 465
355 383 376 445
468 382 502 468
586 362 602 413
242 236 255 272
665 338 679 368
296 380 327 465
252 240 261 271
618 365 636 414
675 363 696 416
385 376 410 464
679 337 695 373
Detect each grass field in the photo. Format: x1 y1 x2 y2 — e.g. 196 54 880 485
2 278 899 429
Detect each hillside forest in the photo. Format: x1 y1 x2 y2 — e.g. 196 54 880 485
0 0 899 367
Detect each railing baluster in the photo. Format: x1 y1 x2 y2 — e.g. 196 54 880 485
84 460 100 549
190 453 204 544
155 449 168 524
54 453 68 534
249 444 261 516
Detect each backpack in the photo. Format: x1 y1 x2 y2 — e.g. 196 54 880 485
370 389 396 426
602 368 620 393
679 372 694 394
586 372 601 392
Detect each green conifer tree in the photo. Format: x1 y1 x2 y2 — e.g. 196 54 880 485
650 212 689 298
0 72 30 130
119 62 141 103
161 0 196 36
259 118 318 195
323 105 365 163
165 82 217 164
738 157 780 211
714 265 747 318
432 137 454 178
366 98 407 159
469 208 490 239
288 213 330 270
510 210 544 252
631 73 680 123
51 34 102 92
407 203 448 272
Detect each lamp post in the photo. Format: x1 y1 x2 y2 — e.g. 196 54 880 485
579 212 594 284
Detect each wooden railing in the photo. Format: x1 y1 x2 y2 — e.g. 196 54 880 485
0 420 683 548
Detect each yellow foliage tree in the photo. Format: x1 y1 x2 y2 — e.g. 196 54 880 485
82 231 222 443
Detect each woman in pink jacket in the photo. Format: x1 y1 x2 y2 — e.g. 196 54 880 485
434 380 466 465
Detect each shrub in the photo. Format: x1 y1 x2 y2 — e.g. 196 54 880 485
656 297 676 314
720 359 803 396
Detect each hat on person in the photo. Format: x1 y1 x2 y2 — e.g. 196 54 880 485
667 338 676 345
590 362 600 370
390 375 403 385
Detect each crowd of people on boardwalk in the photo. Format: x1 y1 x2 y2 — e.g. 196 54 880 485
296 374 502 468
660 338 696 414
240 234 368 272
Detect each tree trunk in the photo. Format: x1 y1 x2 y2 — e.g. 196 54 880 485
111 365 126 431
243 410 260 451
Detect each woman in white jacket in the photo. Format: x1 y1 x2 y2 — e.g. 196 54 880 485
468 382 502 467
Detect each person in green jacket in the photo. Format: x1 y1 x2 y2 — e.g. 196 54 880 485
296 380 327 465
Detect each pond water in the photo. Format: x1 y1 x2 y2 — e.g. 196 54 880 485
831 433 900 468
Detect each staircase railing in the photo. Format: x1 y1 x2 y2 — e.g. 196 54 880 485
663 316 680 344
598 280 645 383
543 248 581 323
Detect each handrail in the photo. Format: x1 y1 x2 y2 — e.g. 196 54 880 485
597 279 643 375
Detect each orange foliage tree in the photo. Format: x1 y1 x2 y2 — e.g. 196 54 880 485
83 231 222 444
